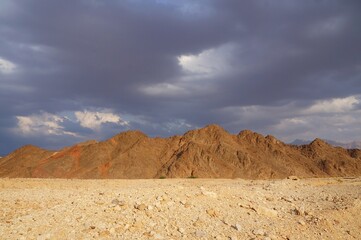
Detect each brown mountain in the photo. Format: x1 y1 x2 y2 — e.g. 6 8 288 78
1 125 361 179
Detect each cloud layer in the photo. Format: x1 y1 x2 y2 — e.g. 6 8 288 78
1 0 361 155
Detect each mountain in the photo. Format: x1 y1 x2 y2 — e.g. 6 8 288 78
291 139 361 149
1 125 361 179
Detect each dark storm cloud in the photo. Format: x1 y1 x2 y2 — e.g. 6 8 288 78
1 0 361 155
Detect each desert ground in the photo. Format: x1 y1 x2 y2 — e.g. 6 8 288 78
0 177 360 240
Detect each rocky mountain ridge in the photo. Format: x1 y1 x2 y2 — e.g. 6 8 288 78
1 125 360 179
291 139 361 149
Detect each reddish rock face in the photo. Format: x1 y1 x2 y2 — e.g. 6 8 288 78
1 125 361 179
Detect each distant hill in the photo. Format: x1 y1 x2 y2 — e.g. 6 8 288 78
1 125 361 179
291 139 361 149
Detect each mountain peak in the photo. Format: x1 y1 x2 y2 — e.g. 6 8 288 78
238 129 264 139
201 124 227 132
107 130 148 145
15 144 44 153
113 130 148 139
183 124 229 142
310 138 329 147
265 135 283 145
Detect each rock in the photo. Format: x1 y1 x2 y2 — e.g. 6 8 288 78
99 230 110 237
287 176 299 180
195 230 207 238
135 203 147 211
252 206 278 217
233 223 242 231
206 208 218 217
298 220 306 226
281 197 293 203
193 219 205 227
265 196 274 201
154 233 164 239
253 229 266 236
200 188 218 198
132 220 143 228
184 202 192 208
178 227 185 233
111 199 120 205
222 217 232 226
292 206 305 216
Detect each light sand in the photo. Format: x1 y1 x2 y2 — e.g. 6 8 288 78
0 177 360 239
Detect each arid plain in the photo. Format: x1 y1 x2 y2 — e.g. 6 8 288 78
1 177 360 240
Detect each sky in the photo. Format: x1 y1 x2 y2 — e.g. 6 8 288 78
1 0 361 155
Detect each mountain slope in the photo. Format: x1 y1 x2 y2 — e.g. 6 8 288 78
1 125 361 179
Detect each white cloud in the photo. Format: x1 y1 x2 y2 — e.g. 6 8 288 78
140 44 237 97
218 95 361 142
75 110 129 130
15 113 78 137
140 83 187 97
304 95 359 114
0 57 16 74
177 43 236 76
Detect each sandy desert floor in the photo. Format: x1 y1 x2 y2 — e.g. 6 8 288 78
0 177 360 240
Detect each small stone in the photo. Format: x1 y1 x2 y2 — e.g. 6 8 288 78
233 223 242 231
265 197 274 201
206 208 218 217
154 233 164 239
195 230 207 238
184 203 192 208
178 227 185 233
147 205 154 210
135 203 147 211
298 220 306 226
201 190 218 198
281 197 293 203
111 199 120 205
287 176 299 180
222 217 232 226
293 206 305 216
253 229 266 236
253 206 278 217
132 220 143 228
99 230 110 237
193 219 205 227
90 226 96 230
229 236 237 240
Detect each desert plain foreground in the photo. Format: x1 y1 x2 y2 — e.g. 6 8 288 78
0 177 360 240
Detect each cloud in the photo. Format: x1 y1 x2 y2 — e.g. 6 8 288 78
15 112 78 137
178 43 236 76
1 1 361 155
74 110 129 131
0 57 16 74
304 95 359 114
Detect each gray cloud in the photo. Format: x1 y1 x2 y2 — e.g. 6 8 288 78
1 0 361 155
